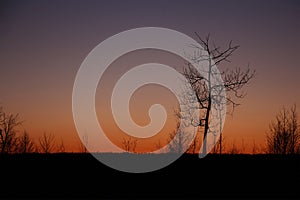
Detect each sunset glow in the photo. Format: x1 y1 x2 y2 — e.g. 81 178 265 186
0 0 299 154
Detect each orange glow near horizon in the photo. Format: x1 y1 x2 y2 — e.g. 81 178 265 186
2 47 298 154
2 46 297 154
1 1 299 154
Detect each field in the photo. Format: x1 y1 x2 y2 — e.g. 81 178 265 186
0 153 299 199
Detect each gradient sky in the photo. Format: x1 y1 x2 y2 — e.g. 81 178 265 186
0 0 299 152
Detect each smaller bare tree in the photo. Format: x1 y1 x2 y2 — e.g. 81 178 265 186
252 140 258 155
227 140 240 154
57 139 65 153
155 140 163 151
211 135 226 154
266 105 299 154
167 121 193 154
186 134 198 154
17 130 35 153
122 136 137 153
0 108 22 154
78 134 88 153
38 132 56 153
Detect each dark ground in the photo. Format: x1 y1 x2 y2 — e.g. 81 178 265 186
0 153 299 199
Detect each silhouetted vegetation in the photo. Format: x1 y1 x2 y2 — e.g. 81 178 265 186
1 102 299 155
182 34 255 155
0 103 299 199
0 107 22 154
17 130 36 153
38 132 56 153
122 136 138 152
266 104 299 154
0 153 299 199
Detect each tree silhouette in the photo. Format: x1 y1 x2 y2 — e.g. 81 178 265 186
266 105 299 154
78 134 88 153
167 120 195 154
38 132 56 153
122 136 137 153
17 130 36 153
182 34 255 155
0 107 22 154
57 139 65 153
211 135 226 154
227 140 240 154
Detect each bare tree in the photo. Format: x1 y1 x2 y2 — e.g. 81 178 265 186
155 140 162 150
182 34 255 155
122 136 137 153
78 134 88 153
57 139 66 153
252 140 258 155
211 134 226 154
186 132 198 154
38 132 56 153
17 130 35 153
227 140 240 154
0 107 22 154
266 105 299 154
167 121 195 154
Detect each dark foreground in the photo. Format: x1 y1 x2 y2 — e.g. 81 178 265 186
0 153 299 199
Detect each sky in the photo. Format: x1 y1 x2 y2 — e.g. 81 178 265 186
0 0 299 153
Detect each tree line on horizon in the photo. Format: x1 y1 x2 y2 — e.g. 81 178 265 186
0 106 79 154
0 103 299 155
